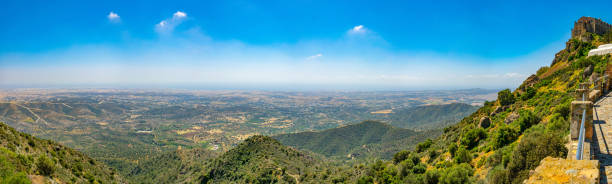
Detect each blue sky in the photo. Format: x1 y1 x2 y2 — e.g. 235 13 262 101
1 0 611 90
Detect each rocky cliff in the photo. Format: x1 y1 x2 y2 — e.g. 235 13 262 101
572 17 612 42
552 17 612 65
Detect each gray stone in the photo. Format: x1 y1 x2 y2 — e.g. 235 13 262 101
490 106 506 116
505 112 519 124
479 116 491 128
584 65 594 79
590 72 600 83
570 101 593 140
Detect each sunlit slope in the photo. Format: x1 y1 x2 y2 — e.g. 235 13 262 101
273 120 438 159
0 122 123 183
353 17 612 183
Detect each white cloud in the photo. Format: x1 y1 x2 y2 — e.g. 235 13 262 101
306 53 323 60
173 11 187 19
107 12 120 22
155 11 188 34
349 25 366 34
157 20 167 27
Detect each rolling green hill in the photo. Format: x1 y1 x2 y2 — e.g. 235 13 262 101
388 103 480 130
200 135 362 183
0 122 123 183
127 148 218 184
273 120 439 159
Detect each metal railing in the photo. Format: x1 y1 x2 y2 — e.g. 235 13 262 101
576 92 586 160
575 74 608 160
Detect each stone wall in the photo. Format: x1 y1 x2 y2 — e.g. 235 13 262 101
572 17 612 42
570 101 593 141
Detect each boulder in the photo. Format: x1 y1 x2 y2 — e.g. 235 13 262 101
589 72 600 83
583 65 594 79
518 74 539 93
479 116 491 128
490 106 504 116
505 112 519 124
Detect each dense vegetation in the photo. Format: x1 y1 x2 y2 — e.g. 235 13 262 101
200 135 362 183
0 122 122 183
273 121 439 159
127 148 218 183
387 103 479 130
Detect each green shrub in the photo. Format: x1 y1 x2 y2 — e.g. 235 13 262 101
413 163 427 174
460 128 486 149
498 89 515 106
393 150 410 164
428 150 438 160
491 126 518 149
454 147 472 164
506 131 567 183
439 163 473 184
546 114 569 134
357 175 373 184
449 144 458 157
521 87 536 100
2 172 31 184
37 155 55 176
416 139 433 153
487 166 509 184
423 169 440 184
516 110 540 133
399 159 415 177
536 66 549 76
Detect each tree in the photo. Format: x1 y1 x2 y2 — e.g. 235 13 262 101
453 147 472 164
521 87 536 100
36 155 55 176
460 128 486 149
449 144 458 157
516 110 540 133
491 126 518 149
498 89 515 106
393 150 411 164
440 163 473 184
416 139 433 153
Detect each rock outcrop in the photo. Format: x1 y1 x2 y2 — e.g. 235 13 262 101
518 75 539 93
479 116 491 128
489 106 506 117
505 112 519 124
524 157 599 184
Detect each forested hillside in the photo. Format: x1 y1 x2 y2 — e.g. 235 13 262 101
273 121 439 159
200 135 362 183
388 103 479 130
127 148 218 183
0 122 123 183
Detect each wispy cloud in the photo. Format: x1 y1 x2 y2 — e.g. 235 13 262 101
306 53 323 60
107 12 120 23
155 11 188 34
